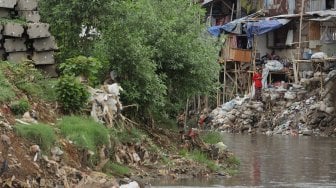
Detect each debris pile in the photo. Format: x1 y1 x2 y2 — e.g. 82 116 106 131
88 83 123 127
209 70 336 136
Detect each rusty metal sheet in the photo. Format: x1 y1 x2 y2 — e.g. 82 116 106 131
18 11 40 22
32 51 55 65
0 8 10 17
3 23 24 37
15 0 37 11
4 38 26 52
268 0 288 16
27 23 51 39
0 0 17 9
33 36 58 51
7 52 29 63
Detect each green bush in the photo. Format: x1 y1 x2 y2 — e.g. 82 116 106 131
59 56 102 86
0 69 15 102
10 99 30 115
56 75 89 113
103 162 130 177
15 123 56 151
200 131 222 144
58 116 109 151
17 79 57 101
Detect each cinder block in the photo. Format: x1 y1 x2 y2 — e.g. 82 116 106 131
33 36 58 51
27 23 51 39
18 11 40 22
7 51 29 63
15 0 37 11
3 22 24 37
32 51 55 65
0 8 10 17
0 0 17 9
4 38 27 52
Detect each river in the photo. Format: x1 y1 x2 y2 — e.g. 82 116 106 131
151 133 336 188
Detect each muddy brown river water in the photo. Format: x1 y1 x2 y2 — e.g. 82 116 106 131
151 133 336 188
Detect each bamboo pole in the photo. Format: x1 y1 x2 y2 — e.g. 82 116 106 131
295 0 305 83
184 98 189 128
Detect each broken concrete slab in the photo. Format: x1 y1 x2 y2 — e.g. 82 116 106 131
0 8 10 17
32 51 55 65
26 23 51 39
7 51 29 63
33 36 58 51
0 0 17 9
3 22 24 37
18 10 40 22
15 0 37 11
4 38 26 52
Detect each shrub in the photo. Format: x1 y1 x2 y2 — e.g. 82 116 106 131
59 56 102 86
190 150 219 171
10 99 30 115
15 123 56 151
56 75 89 113
58 116 109 151
102 162 130 177
200 131 222 145
17 79 57 101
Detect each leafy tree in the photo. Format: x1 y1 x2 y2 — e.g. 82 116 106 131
94 0 220 121
38 0 109 61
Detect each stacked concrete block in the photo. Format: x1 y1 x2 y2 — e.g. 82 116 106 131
0 0 57 67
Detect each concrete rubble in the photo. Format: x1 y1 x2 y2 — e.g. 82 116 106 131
209 70 336 137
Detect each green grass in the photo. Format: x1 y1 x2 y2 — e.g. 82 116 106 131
17 79 57 101
110 127 146 144
103 162 130 177
15 123 56 151
58 116 109 151
226 155 240 166
200 131 223 144
190 150 220 172
0 70 15 102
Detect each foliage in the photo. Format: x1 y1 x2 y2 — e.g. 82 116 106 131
0 69 15 102
39 0 220 122
59 56 103 86
15 123 56 151
10 99 30 115
93 0 220 121
200 131 222 144
38 0 109 61
56 75 89 113
0 61 57 101
58 116 109 151
103 162 130 177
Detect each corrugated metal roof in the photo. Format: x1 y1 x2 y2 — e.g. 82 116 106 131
306 9 336 17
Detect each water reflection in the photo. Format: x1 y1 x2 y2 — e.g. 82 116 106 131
151 133 336 188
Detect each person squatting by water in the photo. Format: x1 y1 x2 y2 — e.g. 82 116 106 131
252 67 263 101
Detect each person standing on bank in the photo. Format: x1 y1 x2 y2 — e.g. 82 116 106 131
252 67 263 101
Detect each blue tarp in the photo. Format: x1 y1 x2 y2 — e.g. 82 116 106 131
207 18 290 37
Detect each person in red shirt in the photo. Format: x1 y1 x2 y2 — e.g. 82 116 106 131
252 68 263 101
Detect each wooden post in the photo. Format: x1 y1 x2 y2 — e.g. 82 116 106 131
235 62 238 95
223 62 227 103
184 98 189 128
295 0 305 83
231 3 235 21
236 0 241 18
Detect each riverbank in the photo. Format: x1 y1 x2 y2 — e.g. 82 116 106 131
209 70 336 137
